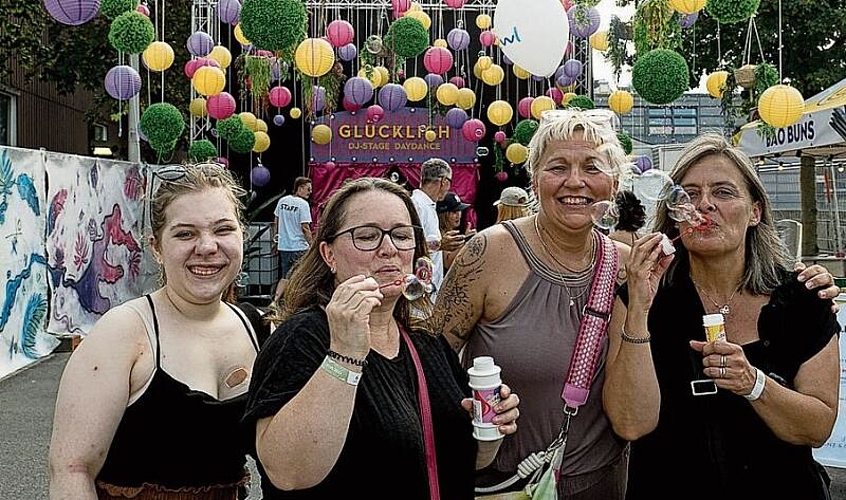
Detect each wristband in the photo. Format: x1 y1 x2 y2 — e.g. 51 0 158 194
744 367 766 401
320 356 362 386
620 327 651 344
327 349 368 367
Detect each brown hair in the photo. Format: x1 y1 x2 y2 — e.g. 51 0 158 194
496 204 532 223
293 176 311 192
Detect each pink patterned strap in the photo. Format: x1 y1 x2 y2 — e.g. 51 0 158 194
400 326 441 500
561 232 619 409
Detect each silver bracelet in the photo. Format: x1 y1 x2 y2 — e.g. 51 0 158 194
620 327 651 344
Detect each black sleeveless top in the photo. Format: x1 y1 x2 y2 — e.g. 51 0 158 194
96 296 259 490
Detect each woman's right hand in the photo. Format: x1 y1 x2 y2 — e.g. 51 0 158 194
626 233 674 314
325 275 383 359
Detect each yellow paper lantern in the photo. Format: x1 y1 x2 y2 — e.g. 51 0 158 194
239 112 258 131
436 83 460 106
208 45 232 69
253 131 270 153
608 90 634 114
142 41 174 72
590 30 609 52
234 24 250 45
477 55 493 71
433 38 448 48
290 107 302 119
404 10 432 30
192 66 226 96
295 38 335 77
375 66 390 88
358 67 383 87
487 100 514 126
409 1 422 10
312 124 332 145
473 61 483 79
562 92 577 105
531 95 556 120
403 77 428 101
189 97 207 117
476 14 492 29
512 65 530 80
481 64 505 86
669 0 707 14
456 88 477 110
506 143 529 164
255 118 268 133
425 129 437 142
706 71 729 99
758 84 805 128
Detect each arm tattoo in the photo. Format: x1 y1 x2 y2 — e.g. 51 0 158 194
430 233 488 352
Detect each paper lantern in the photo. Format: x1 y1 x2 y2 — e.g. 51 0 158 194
253 131 271 152
104 65 141 100
557 74 574 88
375 66 391 88
669 0 706 14
189 97 208 117
480 30 496 47
679 12 699 28
530 95 556 119
546 87 564 105
366 104 385 123
447 28 470 51
403 77 428 101
449 76 465 89
187 31 214 57
192 66 226 96
409 2 422 11
217 0 241 24
758 85 805 128
312 124 332 145
562 59 582 78
290 107 302 119
392 0 411 17
461 118 486 142
338 43 358 62
481 64 505 86
136 4 149 16
445 108 468 129
634 155 652 173
327 19 355 47
184 57 219 78
234 24 251 45
518 97 534 118
423 47 454 74
568 5 600 38
475 13 492 29
436 83 460 106
562 92 577 105
494 131 507 143
311 86 327 113
608 90 634 114
445 0 465 8
512 65 530 80
251 165 271 187
239 112 258 131
506 143 529 164
340 77 370 107
379 83 408 112
255 119 268 133
358 67 383 87
207 92 236 119
456 88 477 110
343 98 361 112
44 0 101 25
208 45 232 69
433 38 448 48
404 10 431 30
268 86 292 108
589 30 609 52
486 100 514 126
477 55 493 71
706 71 729 98
424 73 444 89
142 41 174 72
295 38 335 77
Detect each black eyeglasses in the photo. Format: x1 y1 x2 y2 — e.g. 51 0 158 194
152 162 225 182
329 224 421 251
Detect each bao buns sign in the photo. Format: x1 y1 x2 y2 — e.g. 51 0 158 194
493 0 569 78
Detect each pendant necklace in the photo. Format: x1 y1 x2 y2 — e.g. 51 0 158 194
691 278 740 315
534 217 595 307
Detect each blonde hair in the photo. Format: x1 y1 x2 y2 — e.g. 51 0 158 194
496 204 531 223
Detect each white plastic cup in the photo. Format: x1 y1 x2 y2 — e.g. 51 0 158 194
702 313 726 343
468 356 504 441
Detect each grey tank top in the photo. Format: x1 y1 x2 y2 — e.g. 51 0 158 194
462 221 624 477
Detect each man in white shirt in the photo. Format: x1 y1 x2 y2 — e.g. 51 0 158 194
410 158 465 300
273 177 313 300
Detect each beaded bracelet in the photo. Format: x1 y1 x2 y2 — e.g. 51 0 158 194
327 349 368 367
620 327 651 344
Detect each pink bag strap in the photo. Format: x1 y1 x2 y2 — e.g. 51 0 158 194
400 325 441 500
561 232 619 410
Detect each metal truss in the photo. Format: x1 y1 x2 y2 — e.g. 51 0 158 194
190 0 219 143
571 37 594 100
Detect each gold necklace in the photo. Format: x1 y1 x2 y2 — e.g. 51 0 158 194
533 216 595 307
691 278 740 315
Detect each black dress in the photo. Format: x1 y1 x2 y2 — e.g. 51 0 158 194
243 308 477 499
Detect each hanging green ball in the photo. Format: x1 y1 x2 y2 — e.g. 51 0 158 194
140 103 184 153
240 0 308 52
384 17 430 58
216 117 246 141
188 140 218 162
100 0 140 20
632 49 690 105
229 128 256 154
567 95 596 110
705 0 761 24
108 11 155 54
513 119 539 146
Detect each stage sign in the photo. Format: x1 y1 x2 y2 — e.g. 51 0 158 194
310 108 479 164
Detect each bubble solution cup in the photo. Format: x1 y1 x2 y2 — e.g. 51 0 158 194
467 356 504 441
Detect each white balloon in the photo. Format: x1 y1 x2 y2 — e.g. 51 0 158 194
493 0 569 78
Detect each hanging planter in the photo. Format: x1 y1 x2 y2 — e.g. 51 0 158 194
240 0 307 55
734 64 756 89
705 0 761 24
631 49 690 105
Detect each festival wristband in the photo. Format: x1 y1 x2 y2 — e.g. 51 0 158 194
320 356 362 386
743 367 766 401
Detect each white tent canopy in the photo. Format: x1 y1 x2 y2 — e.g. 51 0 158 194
735 77 846 159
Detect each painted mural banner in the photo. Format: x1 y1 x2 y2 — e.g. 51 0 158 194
310 108 479 164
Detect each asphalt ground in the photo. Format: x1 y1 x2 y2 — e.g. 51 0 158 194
2 353 846 499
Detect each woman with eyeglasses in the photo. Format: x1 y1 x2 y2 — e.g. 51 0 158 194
49 164 261 499
243 177 519 499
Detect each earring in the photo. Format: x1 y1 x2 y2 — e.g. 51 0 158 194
330 265 337 274
156 265 166 287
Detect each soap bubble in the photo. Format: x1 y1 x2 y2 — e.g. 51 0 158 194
633 169 674 202
590 200 619 230
665 185 690 209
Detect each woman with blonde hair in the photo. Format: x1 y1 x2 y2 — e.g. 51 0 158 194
494 186 531 223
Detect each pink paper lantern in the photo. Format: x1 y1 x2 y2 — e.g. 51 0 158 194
479 30 496 47
546 87 564 104
343 98 362 112
494 131 507 143
136 4 149 16
392 0 411 18
449 76 465 89
216 156 230 168
326 20 355 47
445 0 465 8
518 97 535 119
461 118 486 142
268 86 292 108
366 104 385 123
423 47 454 75
43 0 100 26
184 58 220 79
206 92 236 119
495 171 509 182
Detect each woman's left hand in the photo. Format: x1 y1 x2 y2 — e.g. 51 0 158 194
461 384 520 436
795 263 842 313
690 340 758 397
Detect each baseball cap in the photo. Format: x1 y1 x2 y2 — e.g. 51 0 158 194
437 192 470 213
494 186 529 207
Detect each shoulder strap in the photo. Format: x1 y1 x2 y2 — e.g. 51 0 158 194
224 302 261 352
145 295 163 369
561 232 619 410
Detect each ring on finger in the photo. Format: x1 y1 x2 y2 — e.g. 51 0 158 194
719 367 726 378
720 355 727 368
